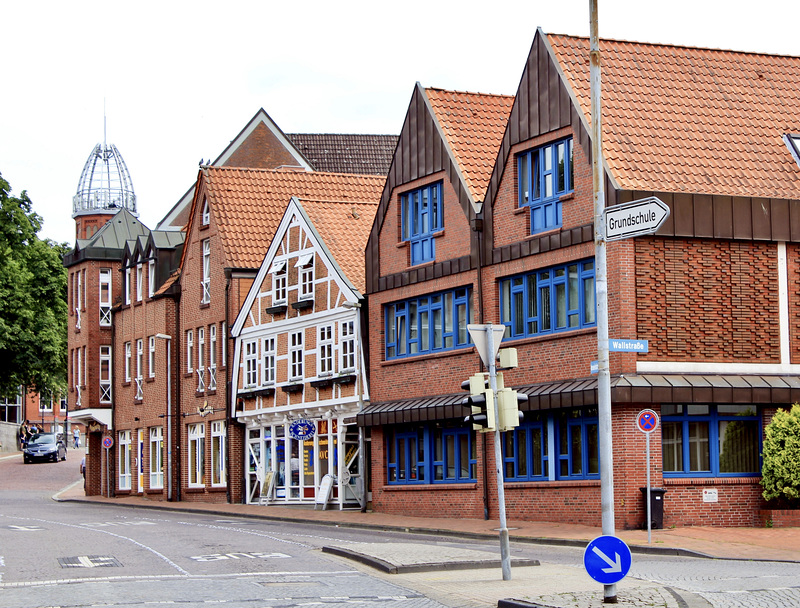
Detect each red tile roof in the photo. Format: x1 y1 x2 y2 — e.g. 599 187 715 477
425 88 514 203
547 34 800 199
301 199 378 293
202 167 384 270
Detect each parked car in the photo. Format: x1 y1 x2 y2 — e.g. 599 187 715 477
23 433 66 463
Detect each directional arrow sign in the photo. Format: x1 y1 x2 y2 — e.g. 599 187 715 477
604 196 670 241
583 535 632 584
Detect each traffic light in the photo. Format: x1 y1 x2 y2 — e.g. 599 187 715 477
496 388 527 431
461 373 496 431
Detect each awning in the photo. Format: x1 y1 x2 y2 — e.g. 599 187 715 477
358 374 800 427
268 260 287 274
68 408 112 429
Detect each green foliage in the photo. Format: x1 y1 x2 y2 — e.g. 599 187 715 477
0 172 68 398
761 403 800 505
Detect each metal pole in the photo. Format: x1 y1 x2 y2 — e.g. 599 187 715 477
486 327 512 581
590 0 617 603
646 432 652 544
166 338 172 501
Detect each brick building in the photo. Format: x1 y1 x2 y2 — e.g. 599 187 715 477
359 31 800 529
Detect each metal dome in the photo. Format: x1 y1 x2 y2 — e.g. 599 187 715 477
73 143 137 217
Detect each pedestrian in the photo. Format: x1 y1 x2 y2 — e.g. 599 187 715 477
80 456 86 489
18 424 27 450
73 427 81 449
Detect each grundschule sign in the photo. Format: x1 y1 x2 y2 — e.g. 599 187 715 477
604 196 670 241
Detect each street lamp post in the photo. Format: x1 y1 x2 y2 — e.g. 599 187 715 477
155 334 173 501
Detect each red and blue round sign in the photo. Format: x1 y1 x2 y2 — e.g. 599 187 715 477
636 409 659 434
102 436 114 449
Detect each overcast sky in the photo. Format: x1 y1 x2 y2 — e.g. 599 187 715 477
2 0 798 245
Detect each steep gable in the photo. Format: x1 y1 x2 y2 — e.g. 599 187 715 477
366 84 512 293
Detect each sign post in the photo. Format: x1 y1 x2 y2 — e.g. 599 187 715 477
636 409 659 544
102 435 114 498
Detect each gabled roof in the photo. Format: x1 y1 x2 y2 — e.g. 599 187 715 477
157 108 313 231
63 208 150 266
190 167 384 271
546 32 800 200
365 84 512 293
287 134 398 176
424 88 514 204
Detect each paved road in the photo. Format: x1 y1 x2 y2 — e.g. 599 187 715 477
3 450 800 608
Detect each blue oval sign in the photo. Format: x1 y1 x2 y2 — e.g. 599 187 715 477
288 419 316 441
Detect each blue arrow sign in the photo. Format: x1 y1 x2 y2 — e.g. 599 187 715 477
583 535 632 584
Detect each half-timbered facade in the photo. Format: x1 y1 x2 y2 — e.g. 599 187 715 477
230 195 378 508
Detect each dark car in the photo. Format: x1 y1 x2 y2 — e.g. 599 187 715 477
23 433 66 463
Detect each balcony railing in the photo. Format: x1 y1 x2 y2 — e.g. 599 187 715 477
134 377 143 400
208 366 216 391
197 368 205 392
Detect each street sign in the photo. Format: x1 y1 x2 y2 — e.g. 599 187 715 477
583 535 632 584
609 339 648 353
636 409 659 434
604 196 669 241
467 324 506 368
102 436 114 449
288 419 316 441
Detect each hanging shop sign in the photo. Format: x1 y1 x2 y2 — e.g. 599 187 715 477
288 419 316 441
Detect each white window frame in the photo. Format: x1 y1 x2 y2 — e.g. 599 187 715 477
186 330 194 373
76 347 83 388
135 339 144 400
209 325 217 391
221 322 227 367
39 394 53 413
296 253 314 300
244 341 258 388
136 264 143 302
125 267 131 305
148 259 156 298
148 336 156 378
119 430 132 490
269 259 287 304
197 327 205 392
100 345 112 403
290 331 304 380
201 239 211 304
99 268 112 326
149 427 164 489
188 423 205 487
75 270 82 329
124 342 131 383
318 325 333 375
202 197 210 226
261 336 276 386
340 320 356 372
211 421 226 487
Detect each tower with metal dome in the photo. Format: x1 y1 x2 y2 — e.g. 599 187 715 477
72 141 137 240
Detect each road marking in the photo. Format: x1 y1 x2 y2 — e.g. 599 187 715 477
190 552 290 562
58 555 122 568
7 525 43 531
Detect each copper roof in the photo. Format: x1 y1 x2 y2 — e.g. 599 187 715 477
202 167 384 270
547 34 800 200
288 134 398 176
425 88 514 203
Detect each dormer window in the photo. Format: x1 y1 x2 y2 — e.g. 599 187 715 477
202 197 210 226
784 134 800 168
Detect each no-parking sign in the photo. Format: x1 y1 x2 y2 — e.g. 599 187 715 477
636 409 659 434
102 436 114 449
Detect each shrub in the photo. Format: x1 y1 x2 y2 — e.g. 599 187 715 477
761 403 800 506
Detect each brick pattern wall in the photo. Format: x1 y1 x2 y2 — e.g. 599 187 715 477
636 238 780 362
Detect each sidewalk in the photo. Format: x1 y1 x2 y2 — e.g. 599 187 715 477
52 479 800 608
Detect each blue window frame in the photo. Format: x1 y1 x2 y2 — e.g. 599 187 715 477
502 414 548 481
387 425 477 485
502 408 599 481
662 405 760 477
401 182 443 265
518 138 573 234
385 288 471 360
499 259 596 340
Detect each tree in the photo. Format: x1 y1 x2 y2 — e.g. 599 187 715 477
0 172 68 399
761 403 800 506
